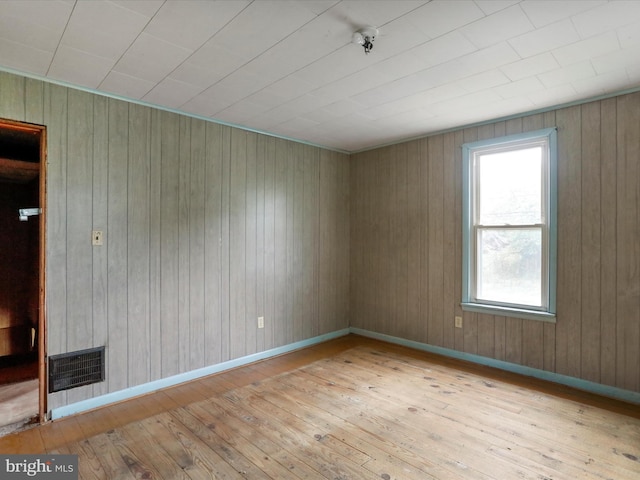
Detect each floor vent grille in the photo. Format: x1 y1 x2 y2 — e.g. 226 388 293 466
48 347 105 393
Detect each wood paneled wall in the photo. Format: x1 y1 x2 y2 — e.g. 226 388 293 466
0 71 349 410
351 92 640 394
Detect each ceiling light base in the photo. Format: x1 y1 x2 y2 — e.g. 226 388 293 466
352 26 379 54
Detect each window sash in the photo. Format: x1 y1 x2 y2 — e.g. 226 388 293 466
462 128 557 322
471 223 549 311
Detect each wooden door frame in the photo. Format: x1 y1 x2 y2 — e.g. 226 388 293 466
0 118 47 423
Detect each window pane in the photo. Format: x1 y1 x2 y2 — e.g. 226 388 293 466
477 228 542 306
478 147 542 225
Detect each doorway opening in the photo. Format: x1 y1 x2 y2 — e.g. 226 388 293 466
0 119 46 436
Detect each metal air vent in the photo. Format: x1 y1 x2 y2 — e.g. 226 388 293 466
48 347 105 393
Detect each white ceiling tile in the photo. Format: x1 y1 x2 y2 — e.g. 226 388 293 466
537 61 595 88
461 4 534 49
144 0 250 50
0 38 52 75
527 84 577 107
474 1 521 16
328 0 428 31
427 90 503 116
169 62 226 90
275 116 320 135
181 85 240 118
48 45 114 88
0 0 72 32
452 70 510 93
519 0 605 28
349 32 478 107
552 31 620 66
591 44 640 75
100 71 156 99
571 1 640 39
110 0 164 17
112 33 193 83
60 1 150 60
143 78 203 108
572 68 630 96
0 11 63 53
509 19 580 58
626 63 640 83
500 52 559 81
492 76 545 99
0 0 639 152
210 0 328 62
404 0 485 39
411 31 478 69
617 20 640 49
262 76 317 101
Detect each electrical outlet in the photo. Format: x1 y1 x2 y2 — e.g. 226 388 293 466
258 316 264 329
455 316 463 328
92 230 103 246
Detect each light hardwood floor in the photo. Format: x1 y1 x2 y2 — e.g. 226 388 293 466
1 335 639 479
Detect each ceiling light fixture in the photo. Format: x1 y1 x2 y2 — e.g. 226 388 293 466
352 26 379 54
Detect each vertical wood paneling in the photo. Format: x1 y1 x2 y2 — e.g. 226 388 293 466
349 88 640 395
43 83 68 410
107 98 129 391
263 136 276 347
25 78 44 124
453 130 465 352
255 134 266 351
65 89 94 404
127 104 151 387
244 132 257 355
230 129 247 359
406 141 421 341
189 119 206 369
204 122 224 365
427 136 444 347
274 139 288 347
0 71 353 413
92 95 109 396
220 125 231 361
580 102 602 382
616 94 640 392
395 143 409 339
556 105 582 378
148 109 162 381
304 146 319 337
160 111 180 377
442 132 456 350
600 98 617 386
178 117 191 371
419 139 429 343
293 144 304 341
5 69 640 412
0 71 24 119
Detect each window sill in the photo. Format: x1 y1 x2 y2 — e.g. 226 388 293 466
461 302 556 323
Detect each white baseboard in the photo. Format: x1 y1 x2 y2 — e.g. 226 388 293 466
51 325 639 420
50 328 350 420
350 327 640 405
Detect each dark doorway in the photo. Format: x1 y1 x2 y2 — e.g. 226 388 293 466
0 120 45 435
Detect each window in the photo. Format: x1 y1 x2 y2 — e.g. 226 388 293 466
462 128 557 322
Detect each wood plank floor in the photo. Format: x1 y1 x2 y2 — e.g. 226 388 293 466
1 334 639 479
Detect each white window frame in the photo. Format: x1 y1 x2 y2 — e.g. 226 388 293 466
462 128 557 322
